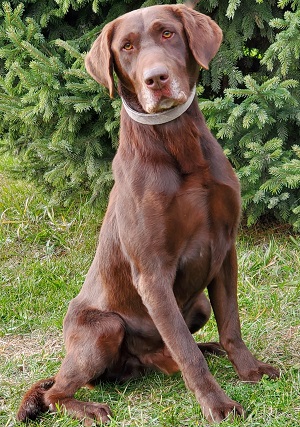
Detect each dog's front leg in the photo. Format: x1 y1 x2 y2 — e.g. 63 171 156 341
208 244 280 382
135 269 244 422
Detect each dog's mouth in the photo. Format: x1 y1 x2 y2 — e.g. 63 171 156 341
155 93 187 112
121 85 196 125
140 86 188 114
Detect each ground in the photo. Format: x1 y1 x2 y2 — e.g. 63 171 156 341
0 154 299 426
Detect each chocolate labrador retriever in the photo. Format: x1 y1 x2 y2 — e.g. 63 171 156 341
17 4 279 425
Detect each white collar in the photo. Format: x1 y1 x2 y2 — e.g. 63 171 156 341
121 86 196 125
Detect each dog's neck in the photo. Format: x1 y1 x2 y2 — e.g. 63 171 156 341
118 85 208 175
119 85 197 126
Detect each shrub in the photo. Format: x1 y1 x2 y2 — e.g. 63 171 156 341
0 0 299 228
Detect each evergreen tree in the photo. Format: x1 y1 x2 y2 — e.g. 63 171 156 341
0 0 299 228
199 0 300 228
0 0 145 205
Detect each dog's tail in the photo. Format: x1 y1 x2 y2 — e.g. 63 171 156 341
16 377 55 422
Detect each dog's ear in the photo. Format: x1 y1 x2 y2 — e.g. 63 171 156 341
85 22 115 97
176 5 223 70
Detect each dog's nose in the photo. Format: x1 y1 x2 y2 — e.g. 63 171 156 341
144 66 169 89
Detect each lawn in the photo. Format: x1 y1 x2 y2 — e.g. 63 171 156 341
1 153 299 427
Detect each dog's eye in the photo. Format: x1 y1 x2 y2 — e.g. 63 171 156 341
123 42 134 51
162 30 173 39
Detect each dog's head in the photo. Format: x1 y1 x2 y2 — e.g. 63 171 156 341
85 5 222 114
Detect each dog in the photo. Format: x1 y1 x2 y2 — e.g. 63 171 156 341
17 4 280 425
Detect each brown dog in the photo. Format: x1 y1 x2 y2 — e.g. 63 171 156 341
17 4 279 425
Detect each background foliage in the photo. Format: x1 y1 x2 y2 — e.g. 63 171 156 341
0 0 299 228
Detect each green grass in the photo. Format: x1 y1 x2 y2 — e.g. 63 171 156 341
1 153 300 427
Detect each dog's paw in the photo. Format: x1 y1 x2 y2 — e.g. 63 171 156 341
49 401 112 426
201 398 245 423
83 403 111 426
238 361 280 383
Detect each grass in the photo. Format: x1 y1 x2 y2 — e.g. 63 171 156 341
1 153 300 427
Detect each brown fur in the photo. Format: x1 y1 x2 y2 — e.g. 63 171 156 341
17 5 279 425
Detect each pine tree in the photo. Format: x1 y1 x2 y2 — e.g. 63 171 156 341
199 0 300 228
0 0 145 205
200 76 300 227
0 0 299 228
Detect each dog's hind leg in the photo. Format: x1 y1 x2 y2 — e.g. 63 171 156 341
208 245 280 382
183 292 226 357
17 310 125 425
